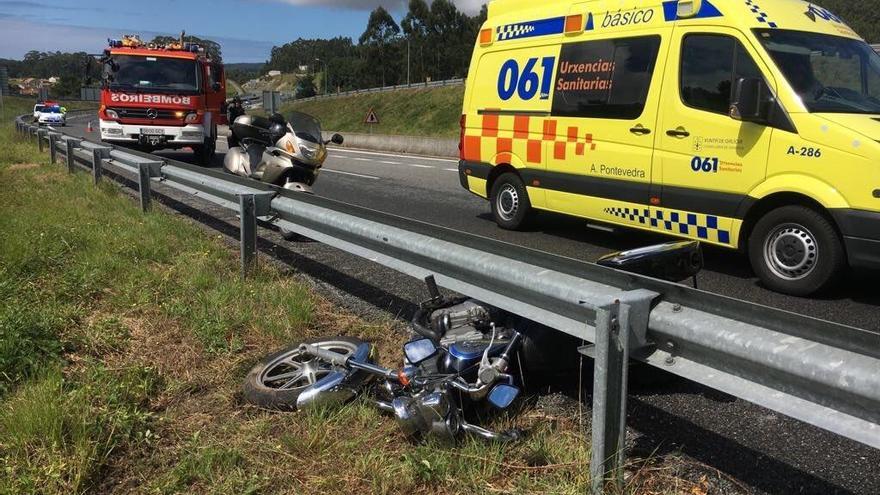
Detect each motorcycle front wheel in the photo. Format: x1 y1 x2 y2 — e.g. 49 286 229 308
242 336 369 410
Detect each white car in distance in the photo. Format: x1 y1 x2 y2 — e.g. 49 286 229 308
37 106 66 126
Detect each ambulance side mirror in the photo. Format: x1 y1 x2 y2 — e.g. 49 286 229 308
730 78 770 124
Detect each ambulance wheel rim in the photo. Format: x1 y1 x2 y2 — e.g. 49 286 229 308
764 223 818 281
497 184 520 222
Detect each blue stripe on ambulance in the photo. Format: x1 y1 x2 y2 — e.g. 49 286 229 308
662 0 724 21
497 17 566 42
605 206 732 244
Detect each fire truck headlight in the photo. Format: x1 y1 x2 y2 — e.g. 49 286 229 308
184 112 199 124
105 109 119 119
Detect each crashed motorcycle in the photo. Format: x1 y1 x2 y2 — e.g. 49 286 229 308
242 240 704 442
224 111 343 193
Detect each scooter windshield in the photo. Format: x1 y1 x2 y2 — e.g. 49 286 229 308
286 111 324 144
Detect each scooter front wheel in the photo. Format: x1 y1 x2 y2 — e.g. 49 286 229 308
242 336 371 410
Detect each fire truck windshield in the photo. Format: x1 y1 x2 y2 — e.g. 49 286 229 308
108 55 201 94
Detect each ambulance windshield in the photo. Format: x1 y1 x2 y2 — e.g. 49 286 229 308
108 55 201 94
757 29 880 114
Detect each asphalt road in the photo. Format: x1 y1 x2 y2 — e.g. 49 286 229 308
64 114 880 494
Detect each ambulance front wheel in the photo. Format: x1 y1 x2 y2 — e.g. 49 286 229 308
748 205 845 296
491 173 532 230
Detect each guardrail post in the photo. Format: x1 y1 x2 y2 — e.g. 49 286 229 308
48 133 58 164
37 129 46 152
137 162 162 212
65 138 81 174
92 146 111 185
239 194 258 278
589 302 628 495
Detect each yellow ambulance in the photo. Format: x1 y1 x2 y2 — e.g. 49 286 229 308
458 0 880 296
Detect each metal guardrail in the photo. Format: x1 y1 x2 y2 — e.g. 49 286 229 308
13 114 880 494
267 78 465 104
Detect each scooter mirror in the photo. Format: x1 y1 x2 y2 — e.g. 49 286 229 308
488 384 520 410
403 338 438 365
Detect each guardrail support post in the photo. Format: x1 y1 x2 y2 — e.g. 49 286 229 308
590 302 628 495
37 129 46 152
137 162 162 212
48 133 58 164
92 147 111 186
65 138 80 174
239 194 257 278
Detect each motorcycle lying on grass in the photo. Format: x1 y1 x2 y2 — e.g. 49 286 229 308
242 240 704 442
224 111 343 239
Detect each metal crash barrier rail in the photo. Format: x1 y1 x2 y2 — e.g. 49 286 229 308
13 115 880 494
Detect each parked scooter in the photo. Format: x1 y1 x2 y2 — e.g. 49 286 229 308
241 241 704 443
224 111 343 193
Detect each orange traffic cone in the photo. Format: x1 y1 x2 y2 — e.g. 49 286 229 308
86 121 94 133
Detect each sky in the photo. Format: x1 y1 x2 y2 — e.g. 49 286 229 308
0 0 485 63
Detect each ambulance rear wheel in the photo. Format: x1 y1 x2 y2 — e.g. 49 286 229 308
491 173 532 230
748 205 845 296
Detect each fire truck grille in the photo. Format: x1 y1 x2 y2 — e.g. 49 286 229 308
109 107 179 120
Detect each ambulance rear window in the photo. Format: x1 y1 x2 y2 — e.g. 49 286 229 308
552 35 661 120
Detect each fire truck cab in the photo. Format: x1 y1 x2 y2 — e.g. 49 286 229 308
99 35 227 165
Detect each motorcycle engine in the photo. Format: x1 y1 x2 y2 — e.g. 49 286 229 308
427 300 513 376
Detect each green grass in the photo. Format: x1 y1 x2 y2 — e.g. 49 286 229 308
0 95 714 494
285 85 464 138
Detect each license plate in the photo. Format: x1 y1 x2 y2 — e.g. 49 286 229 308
140 128 164 136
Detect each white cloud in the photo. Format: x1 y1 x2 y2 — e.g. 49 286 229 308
271 0 484 15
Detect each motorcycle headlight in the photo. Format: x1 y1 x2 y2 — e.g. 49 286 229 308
300 145 317 160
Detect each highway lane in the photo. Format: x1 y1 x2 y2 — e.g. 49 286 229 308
63 115 880 494
68 116 880 329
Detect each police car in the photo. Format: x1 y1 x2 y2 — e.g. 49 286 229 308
37 105 66 126
459 0 880 296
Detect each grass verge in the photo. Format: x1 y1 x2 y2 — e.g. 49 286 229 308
0 95 731 494
285 86 464 139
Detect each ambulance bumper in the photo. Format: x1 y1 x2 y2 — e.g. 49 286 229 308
833 209 880 270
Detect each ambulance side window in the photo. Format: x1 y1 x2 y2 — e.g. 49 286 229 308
680 34 762 115
551 36 661 120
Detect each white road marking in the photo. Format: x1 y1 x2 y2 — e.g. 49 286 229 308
444 168 459 172
322 169 380 180
332 147 458 163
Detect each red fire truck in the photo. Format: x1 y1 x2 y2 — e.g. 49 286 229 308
98 34 227 164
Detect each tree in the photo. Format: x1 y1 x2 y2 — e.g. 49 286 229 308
296 74 317 99
52 76 82 98
359 7 402 87
148 34 222 62
402 0 432 83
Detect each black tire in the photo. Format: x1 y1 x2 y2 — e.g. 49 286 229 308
242 336 369 410
194 128 217 166
490 173 532 230
748 205 845 296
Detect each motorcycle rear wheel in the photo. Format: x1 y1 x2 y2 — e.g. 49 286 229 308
242 336 368 410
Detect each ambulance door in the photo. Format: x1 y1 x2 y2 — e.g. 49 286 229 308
654 27 776 246
544 32 670 219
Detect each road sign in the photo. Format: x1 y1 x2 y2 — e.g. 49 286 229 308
364 108 380 125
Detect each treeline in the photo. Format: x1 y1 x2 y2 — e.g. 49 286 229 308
265 0 487 92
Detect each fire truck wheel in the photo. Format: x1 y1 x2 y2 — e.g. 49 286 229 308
194 138 216 167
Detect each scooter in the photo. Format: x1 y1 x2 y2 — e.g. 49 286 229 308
224 111 343 194
242 240 704 443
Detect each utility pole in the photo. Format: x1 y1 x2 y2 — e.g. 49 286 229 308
407 39 411 86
